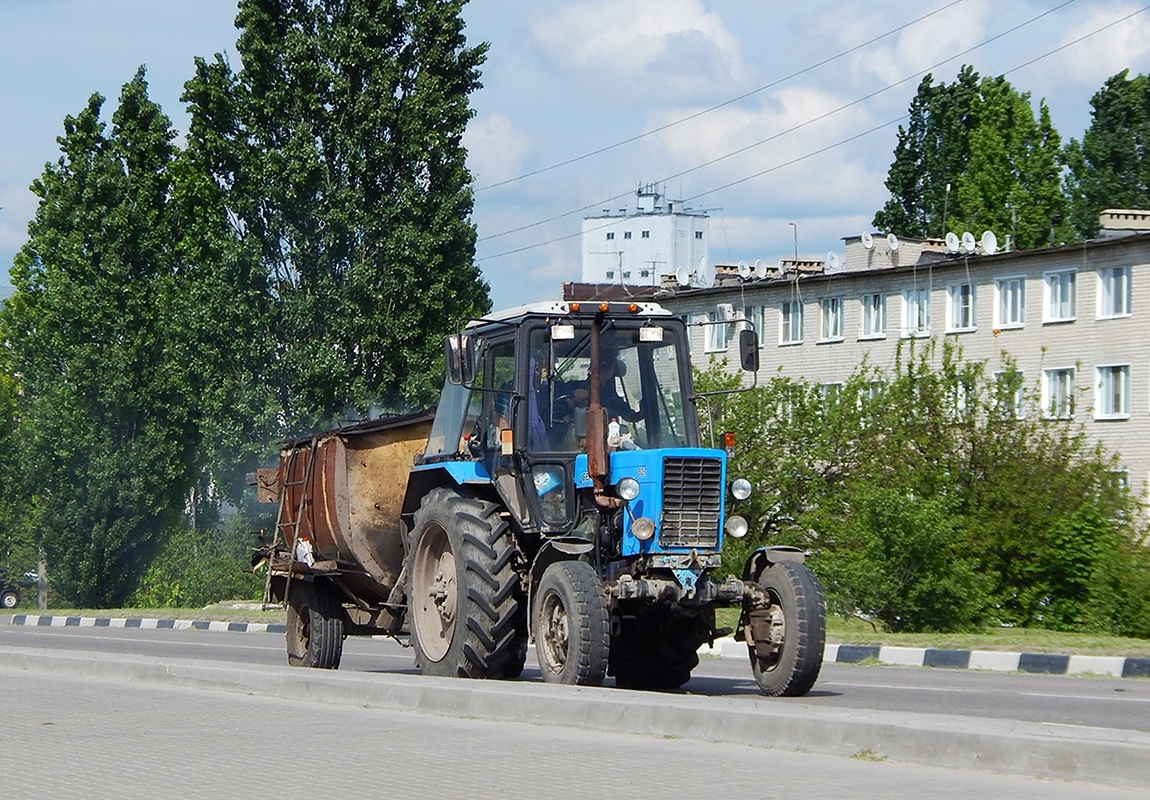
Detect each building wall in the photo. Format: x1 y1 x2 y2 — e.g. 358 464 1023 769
581 211 709 286
661 233 1150 493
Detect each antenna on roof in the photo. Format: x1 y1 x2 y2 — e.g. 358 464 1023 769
861 231 875 250
886 233 900 252
737 260 751 279
826 251 841 271
945 232 960 253
675 266 690 286
697 258 716 288
961 231 977 253
754 258 768 279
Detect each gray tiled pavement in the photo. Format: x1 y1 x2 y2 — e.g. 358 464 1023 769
1 667 1144 800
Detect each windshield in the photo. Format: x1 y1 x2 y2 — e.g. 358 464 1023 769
527 322 691 452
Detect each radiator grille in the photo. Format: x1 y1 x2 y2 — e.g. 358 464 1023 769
659 456 722 549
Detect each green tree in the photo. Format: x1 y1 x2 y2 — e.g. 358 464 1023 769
0 72 239 606
699 341 1148 634
874 66 980 238
182 0 491 427
1064 70 1150 238
875 67 1069 248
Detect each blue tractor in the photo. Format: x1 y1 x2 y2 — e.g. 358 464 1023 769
402 300 824 694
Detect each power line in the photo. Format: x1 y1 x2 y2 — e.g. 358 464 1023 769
477 0 1081 254
475 0 972 192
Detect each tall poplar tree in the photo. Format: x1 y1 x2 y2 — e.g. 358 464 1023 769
1064 70 1150 238
874 67 1069 248
2 72 203 605
182 0 492 427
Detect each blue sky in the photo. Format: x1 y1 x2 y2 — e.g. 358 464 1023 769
3 0 1150 309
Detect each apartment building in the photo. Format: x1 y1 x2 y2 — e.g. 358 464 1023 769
652 218 1150 493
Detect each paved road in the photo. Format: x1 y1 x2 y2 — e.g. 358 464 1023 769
1 666 1144 800
3 623 1148 733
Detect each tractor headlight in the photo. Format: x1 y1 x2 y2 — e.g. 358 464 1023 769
631 516 656 540
730 478 752 501
616 477 641 501
725 515 749 539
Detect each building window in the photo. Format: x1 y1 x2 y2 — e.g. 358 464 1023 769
947 283 976 331
994 276 1026 328
640 269 649 278
820 298 844 341
1044 269 1076 322
902 287 931 337
780 300 803 345
1098 266 1131 318
694 231 703 239
622 271 631 279
606 270 615 280
642 230 650 239
860 293 887 338
606 232 615 241
705 310 731 353
994 369 1026 419
1042 367 1075 419
1095 364 1130 419
746 305 766 343
623 231 632 240
819 382 843 402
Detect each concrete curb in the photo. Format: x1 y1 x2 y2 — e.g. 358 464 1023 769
6 613 286 635
1 643 1148 789
8 613 1150 678
703 639 1150 678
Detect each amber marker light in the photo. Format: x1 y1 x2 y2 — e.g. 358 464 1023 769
599 303 610 312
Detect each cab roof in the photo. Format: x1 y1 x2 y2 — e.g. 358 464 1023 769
467 300 673 329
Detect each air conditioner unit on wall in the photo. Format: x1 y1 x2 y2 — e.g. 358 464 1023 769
716 302 736 321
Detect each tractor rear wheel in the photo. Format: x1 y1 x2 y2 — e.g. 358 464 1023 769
407 488 525 679
286 580 344 669
533 560 609 685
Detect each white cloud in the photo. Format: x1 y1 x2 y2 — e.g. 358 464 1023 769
844 0 992 88
465 112 534 187
531 0 748 98
1056 3 1150 85
646 85 880 210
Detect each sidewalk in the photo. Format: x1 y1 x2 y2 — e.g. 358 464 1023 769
8 611 1150 678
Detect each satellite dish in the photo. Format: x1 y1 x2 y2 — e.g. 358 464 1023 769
945 232 960 253
886 233 900 252
675 266 690 286
754 258 768 279
826 251 841 271
961 231 976 253
777 258 787 272
980 230 999 255
861 231 875 250
737 260 751 279
699 259 716 288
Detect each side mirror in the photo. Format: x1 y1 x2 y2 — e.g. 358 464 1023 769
445 333 476 385
739 328 760 372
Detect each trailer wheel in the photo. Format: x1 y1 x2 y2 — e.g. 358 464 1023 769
610 612 700 691
748 562 825 697
286 580 344 669
1 590 18 609
407 488 525 679
533 560 609 686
